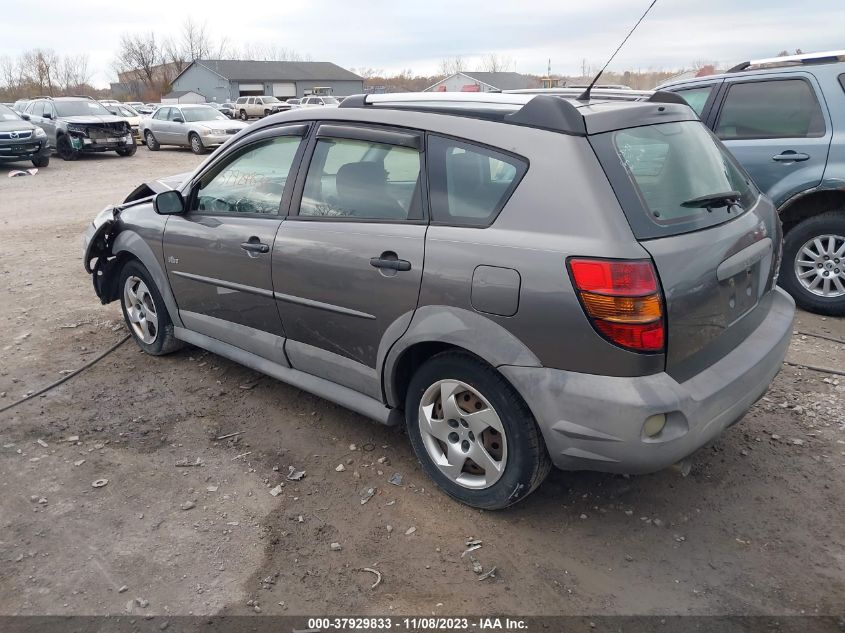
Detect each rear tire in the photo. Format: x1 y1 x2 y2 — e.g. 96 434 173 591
57 134 80 161
780 211 845 316
404 351 551 510
31 155 49 168
145 131 160 151
119 260 182 356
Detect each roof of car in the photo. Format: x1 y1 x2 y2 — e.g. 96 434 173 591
334 92 695 136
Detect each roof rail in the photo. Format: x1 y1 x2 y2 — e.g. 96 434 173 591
727 49 845 73
31 95 54 100
338 92 587 135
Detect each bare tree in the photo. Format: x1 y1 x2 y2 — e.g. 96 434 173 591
437 56 465 77
478 53 514 73
181 18 212 61
114 32 164 95
58 54 91 93
0 55 19 92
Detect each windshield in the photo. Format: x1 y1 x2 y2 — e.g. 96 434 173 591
591 121 758 238
182 106 227 122
108 105 138 117
322 97 339 105
262 97 281 103
54 100 112 117
0 104 21 121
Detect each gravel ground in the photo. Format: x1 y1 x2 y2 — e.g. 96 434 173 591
0 149 843 616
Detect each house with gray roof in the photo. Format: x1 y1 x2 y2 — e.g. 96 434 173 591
424 71 540 93
169 60 365 103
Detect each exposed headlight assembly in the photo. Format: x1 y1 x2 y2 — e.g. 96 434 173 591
33 127 46 138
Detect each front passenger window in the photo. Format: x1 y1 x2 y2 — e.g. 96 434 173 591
194 135 303 215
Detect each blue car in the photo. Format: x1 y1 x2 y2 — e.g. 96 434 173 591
661 50 845 315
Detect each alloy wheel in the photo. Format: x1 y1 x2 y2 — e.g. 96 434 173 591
123 275 158 344
418 379 508 489
794 234 845 298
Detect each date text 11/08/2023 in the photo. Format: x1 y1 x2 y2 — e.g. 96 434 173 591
306 617 528 630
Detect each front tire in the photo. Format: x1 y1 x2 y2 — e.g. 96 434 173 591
116 143 137 157
145 131 160 151
189 133 206 154
57 134 80 161
239 109 248 121
119 260 182 356
32 155 49 168
780 211 845 316
405 351 551 510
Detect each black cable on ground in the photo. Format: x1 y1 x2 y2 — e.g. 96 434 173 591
795 330 845 346
0 335 130 415
783 360 845 377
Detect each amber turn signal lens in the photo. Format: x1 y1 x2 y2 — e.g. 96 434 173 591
580 292 662 323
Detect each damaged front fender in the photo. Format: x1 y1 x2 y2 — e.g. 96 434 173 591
83 214 122 304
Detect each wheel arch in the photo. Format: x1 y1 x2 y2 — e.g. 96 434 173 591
779 188 845 233
381 306 542 409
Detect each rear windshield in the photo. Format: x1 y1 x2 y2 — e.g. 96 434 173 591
591 121 759 239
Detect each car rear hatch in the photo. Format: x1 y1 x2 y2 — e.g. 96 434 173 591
590 119 782 381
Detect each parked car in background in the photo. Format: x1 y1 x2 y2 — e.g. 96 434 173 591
140 104 248 154
286 98 302 107
233 95 291 120
12 99 30 114
24 96 135 160
99 99 121 106
0 103 51 168
125 101 145 110
104 103 143 144
211 102 236 118
82 92 794 509
660 50 845 315
299 95 340 108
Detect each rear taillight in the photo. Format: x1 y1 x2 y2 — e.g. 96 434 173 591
568 258 665 353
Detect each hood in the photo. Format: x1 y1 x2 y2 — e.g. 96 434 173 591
62 115 129 125
0 119 35 133
123 171 192 203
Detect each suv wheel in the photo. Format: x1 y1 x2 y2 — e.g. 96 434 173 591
57 134 80 161
119 260 182 355
189 133 206 154
405 352 551 509
31 155 49 168
116 143 137 157
239 109 248 121
781 211 845 316
145 131 160 151
263 109 271 117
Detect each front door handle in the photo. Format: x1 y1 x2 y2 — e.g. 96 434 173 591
241 237 270 254
772 151 810 162
370 252 411 272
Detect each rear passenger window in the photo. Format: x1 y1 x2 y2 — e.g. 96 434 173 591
428 136 526 227
716 79 825 139
674 86 713 116
299 137 422 221
839 74 845 94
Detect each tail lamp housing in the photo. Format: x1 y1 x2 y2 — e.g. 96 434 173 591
567 258 665 353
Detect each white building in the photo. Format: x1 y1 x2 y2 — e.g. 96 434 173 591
425 71 538 93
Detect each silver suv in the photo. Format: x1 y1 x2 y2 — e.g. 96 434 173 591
83 92 794 509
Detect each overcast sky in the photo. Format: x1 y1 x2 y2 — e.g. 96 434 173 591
2 0 843 87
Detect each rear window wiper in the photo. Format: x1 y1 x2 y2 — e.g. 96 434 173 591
680 191 742 211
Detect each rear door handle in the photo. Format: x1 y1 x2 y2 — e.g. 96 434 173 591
370 254 411 272
241 238 270 254
772 151 810 162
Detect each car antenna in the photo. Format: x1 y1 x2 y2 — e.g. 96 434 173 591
577 0 658 101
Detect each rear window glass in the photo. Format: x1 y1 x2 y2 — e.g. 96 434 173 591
427 136 527 227
591 121 759 239
674 86 713 116
716 79 825 139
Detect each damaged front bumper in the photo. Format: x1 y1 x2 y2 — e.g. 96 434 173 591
82 208 121 303
67 124 134 152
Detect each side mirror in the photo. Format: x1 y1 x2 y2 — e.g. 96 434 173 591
20 113 30 120
153 190 185 215
43 112 52 120
173 117 184 123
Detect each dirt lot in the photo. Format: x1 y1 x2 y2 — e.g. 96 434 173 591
0 149 843 617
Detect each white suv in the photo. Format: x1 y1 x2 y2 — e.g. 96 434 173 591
300 96 341 108
233 96 291 120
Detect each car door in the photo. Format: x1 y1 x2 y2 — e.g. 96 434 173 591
710 73 832 207
148 107 171 143
168 107 188 145
25 101 47 142
272 123 427 399
40 102 58 145
163 124 310 361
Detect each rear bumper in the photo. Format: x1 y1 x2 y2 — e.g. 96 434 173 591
501 287 795 474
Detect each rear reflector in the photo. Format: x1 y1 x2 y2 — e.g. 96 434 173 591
568 258 665 353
